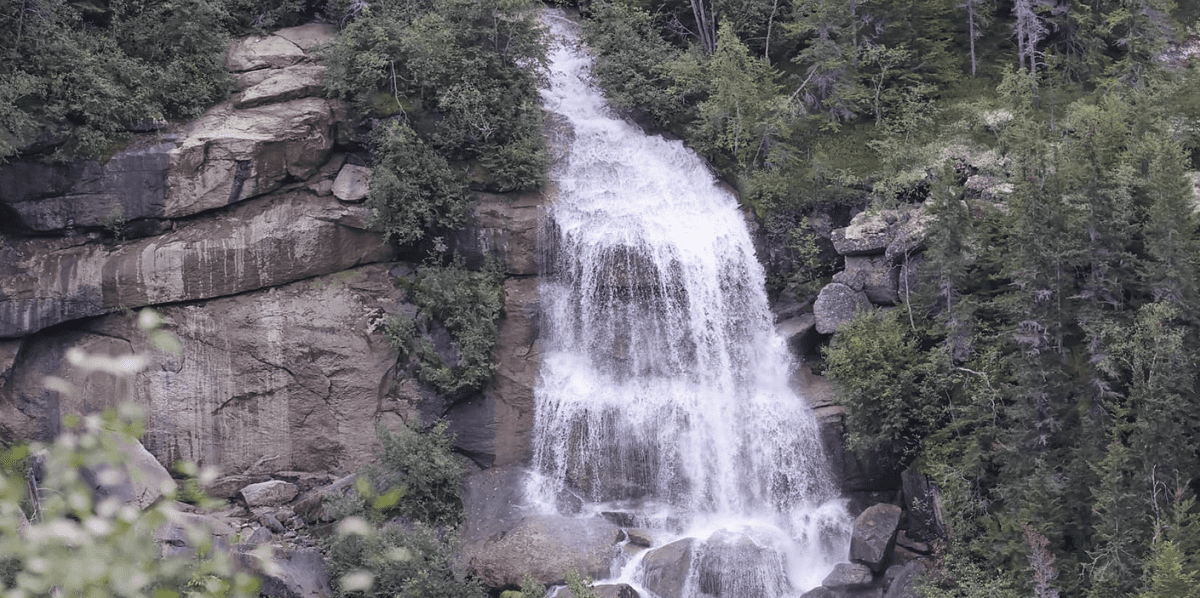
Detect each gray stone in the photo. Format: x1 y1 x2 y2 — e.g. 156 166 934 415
626 529 654 547
241 480 299 507
883 562 926 598
895 530 930 554
831 211 894 256
813 283 872 334
0 191 390 338
488 277 541 466
236 64 326 109
0 339 19 389
293 474 357 524
245 526 274 545
235 546 333 598
155 510 238 557
822 563 874 589
462 466 527 545
850 504 902 572
331 164 371 203
273 23 338 52
641 538 696 598
835 255 899 305
226 35 305 72
800 587 836 598
467 514 621 587
260 511 288 533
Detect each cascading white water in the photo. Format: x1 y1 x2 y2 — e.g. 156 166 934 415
530 11 850 596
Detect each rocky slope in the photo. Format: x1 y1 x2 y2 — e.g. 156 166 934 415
0 23 543 487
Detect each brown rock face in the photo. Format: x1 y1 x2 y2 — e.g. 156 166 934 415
1 264 412 476
490 277 540 466
0 192 391 338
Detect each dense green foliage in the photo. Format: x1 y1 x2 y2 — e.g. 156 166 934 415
324 421 484 598
580 1 1200 596
321 0 549 248
389 261 506 398
0 0 330 161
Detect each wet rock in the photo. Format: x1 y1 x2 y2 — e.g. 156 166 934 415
696 531 788 598
850 504 902 572
641 538 696 598
601 511 637 527
800 587 836 598
488 277 541 466
467 514 621 587
626 529 654 547
813 283 871 334
453 190 545 276
331 164 371 203
559 584 640 598
241 480 299 507
822 563 874 590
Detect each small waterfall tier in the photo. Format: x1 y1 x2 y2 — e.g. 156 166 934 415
529 11 851 595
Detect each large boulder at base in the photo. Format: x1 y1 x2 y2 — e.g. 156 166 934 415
467 514 621 587
558 584 640 598
641 538 696 598
83 433 176 510
240 480 300 507
834 255 898 306
883 561 926 598
0 264 414 476
822 563 874 590
234 546 333 598
462 466 528 545
0 191 390 338
813 283 871 334
155 509 239 558
850 504 903 572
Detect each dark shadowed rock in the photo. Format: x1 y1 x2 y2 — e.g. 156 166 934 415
696 531 789 598
831 213 893 256
901 463 945 542
883 561 925 598
776 314 819 357
641 538 696 598
834 256 898 305
467 514 620 587
850 504 902 572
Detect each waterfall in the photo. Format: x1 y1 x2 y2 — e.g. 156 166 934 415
529 11 850 595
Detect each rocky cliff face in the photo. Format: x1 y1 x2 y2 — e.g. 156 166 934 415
0 24 543 483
